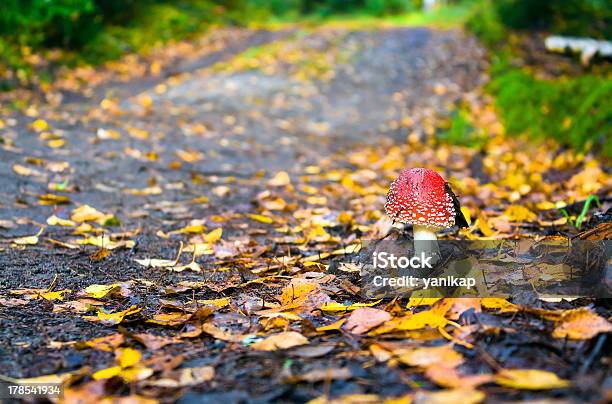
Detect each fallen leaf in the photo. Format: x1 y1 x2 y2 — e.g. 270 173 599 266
425 365 493 388
144 366 214 387
319 300 382 313
251 331 308 351
413 389 484 404
71 205 112 223
552 307 612 340
503 205 537 222
132 333 176 350
47 215 77 226
288 367 352 383
12 227 44 245
316 318 347 332
84 305 142 325
248 213 274 224
268 171 291 186
494 369 570 390
344 307 391 334
79 333 125 352
396 345 463 368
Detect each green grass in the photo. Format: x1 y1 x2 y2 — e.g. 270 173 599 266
264 2 473 30
488 64 612 157
464 0 612 158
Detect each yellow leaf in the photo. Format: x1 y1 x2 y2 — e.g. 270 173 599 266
460 206 472 226
369 310 453 335
34 289 70 301
117 347 141 368
319 300 382 313
170 223 206 235
71 205 106 222
86 305 141 325
503 205 537 222
251 331 308 351
316 318 347 332
97 128 121 140
82 333 125 352
248 214 274 224
406 297 442 308
494 369 570 390
13 372 74 385
171 261 202 272
147 312 193 326
124 186 163 196
39 193 70 205
204 227 222 243
77 236 134 250
476 215 494 237
135 257 176 268
176 149 204 163
397 345 463 368
128 127 150 139
30 119 49 132
48 139 65 148
197 297 231 308
47 215 76 227
481 298 519 313
12 227 44 245
92 365 122 380
552 307 612 340
306 225 331 242
268 171 291 186
84 284 119 299
118 365 154 382
12 164 42 177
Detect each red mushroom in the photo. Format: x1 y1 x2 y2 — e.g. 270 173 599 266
385 168 468 243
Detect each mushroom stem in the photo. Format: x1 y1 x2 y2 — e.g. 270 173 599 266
413 225 440 266
413 225 438 241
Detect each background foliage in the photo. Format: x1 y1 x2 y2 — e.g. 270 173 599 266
0 0 610 156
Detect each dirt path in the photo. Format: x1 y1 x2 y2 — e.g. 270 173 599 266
0 26 609 403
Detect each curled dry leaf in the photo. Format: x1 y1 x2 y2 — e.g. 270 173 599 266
11 227 44 245
344 307 391 334
78 333 125 352
552 307 612 340
84 305 142 325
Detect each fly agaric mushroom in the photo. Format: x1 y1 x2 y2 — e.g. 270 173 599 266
384 168 468 261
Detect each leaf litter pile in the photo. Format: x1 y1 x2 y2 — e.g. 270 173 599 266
0 25 611 403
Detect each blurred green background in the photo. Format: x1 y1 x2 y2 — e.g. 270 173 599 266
0 0 610 156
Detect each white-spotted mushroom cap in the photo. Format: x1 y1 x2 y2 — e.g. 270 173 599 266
384 168 457 228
